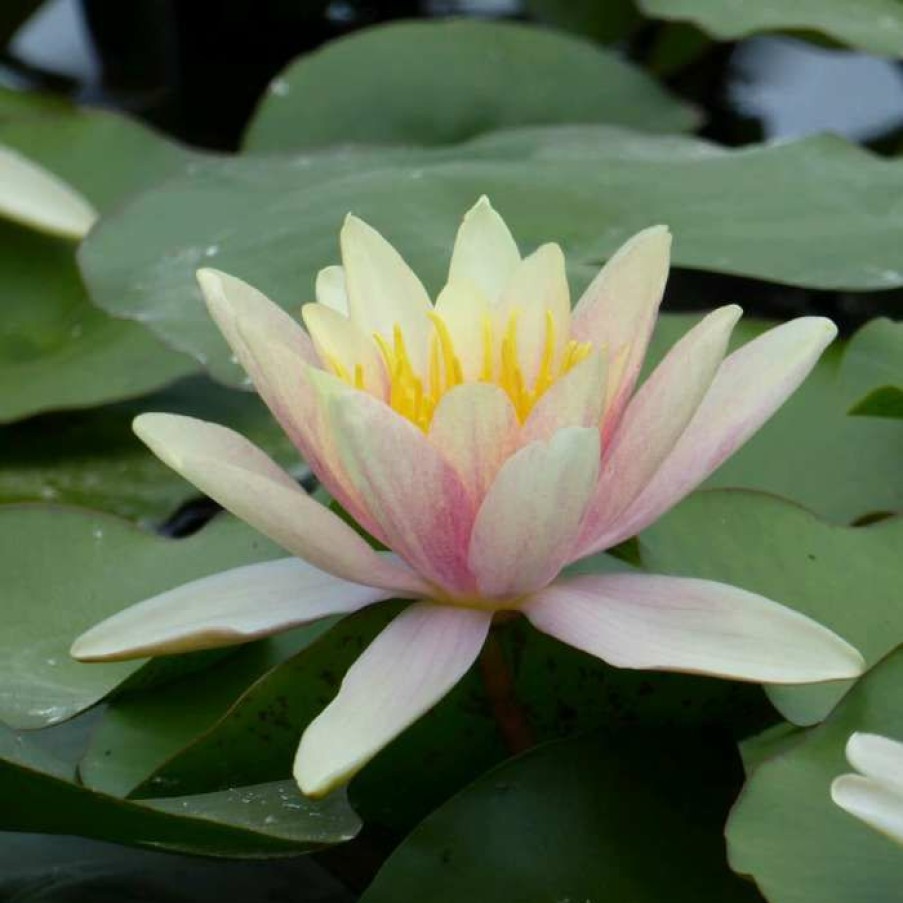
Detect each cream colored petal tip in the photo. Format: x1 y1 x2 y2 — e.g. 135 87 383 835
0 145 97 239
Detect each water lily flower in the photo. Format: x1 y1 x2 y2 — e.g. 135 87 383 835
832 732 903 845
72 197 864 797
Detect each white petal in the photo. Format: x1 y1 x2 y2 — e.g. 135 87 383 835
0 145 97 239
133 413 428 597
71 558 387 662
295 603 491 797
433 281 493 381
315 265 349 315
447 195 520 303
832 775 903 846
524 573 865 683
846 733 903 794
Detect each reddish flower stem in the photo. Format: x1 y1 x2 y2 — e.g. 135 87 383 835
479 627 534 755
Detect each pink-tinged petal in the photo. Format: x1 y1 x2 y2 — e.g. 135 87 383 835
71 558 388 662
524 573 864 683
468 427 600 599
428 383 519 500
340 214 432 371
447 195 520 303
571 226 671 427
133 413 428 597
577 305 741 553
315 265 348 315
320 381 477 594
584 317 838 552
295 603 491 797
433 281 493 380
831 775 903 846
519 349 607 444
301 302 387 397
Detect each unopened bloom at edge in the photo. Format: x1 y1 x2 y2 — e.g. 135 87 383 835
71 197 864 797
832 732 903 846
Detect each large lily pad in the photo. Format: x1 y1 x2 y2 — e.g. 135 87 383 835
639 490 903 725
0 99 199 421
360 731 763 903
841 317 903 418
0 723 358 857
0 505 282 729
0 376 302 524
638 0 903 58
242 19 696 152
80 127 903 387
727 649 903 902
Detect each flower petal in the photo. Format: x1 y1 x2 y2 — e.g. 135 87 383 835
585 317 838 551
0 145 97 239
468 427 600 599
447 195 520 303
319 380 477 594
133 413 428 597
571 226 671 425
831 775 903 845
340 214 432 371
524 573 864 683
845 733 903 794
315 265 348 315
71 558 388 662
295 603 491 797
577 305 741 554
428 383 519 500
301 302 387 397
433 280 493 381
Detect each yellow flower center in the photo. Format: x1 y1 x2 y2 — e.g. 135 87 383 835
364 309 591 431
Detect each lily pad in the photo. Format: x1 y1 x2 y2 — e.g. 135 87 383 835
638 0 903 58
841 317 903 418
639 490 903 725
0 723 358 857
360 731 763 903
0 376 302 524
0 505 282 729
242 19 696 152
727 648 903 903
80 127 903 386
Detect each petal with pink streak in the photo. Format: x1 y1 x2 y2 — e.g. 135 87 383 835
428 383 519 500
571 226 671 428
447 195 521 303
133 413 427 597
583 317 838 553
468 427 600 600
295 602 491 797
524 572 864 683
320 381 477 595
519 349 607 445
72 558 390 662
578 305 741 550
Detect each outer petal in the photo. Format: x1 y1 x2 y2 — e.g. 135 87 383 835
584 317 838 552
428 383 518 500
577 305 741 551
0 145 97 239
315 265 348 315
447 195 520 303
524 573 864 683
468 427 600 600
846 733 903 793
133 413 428 597
433 281 493 381
340 214 432 371
301 302 387 397
519 348 607 444
295 603 491 797
71 558 388 662
319 380 477 594
571 226 671 426
831 776 903 846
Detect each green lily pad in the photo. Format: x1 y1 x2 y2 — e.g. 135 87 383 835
850 386 903 419
360 731 763 903
0 723 358 857
80 127 903 387
638 0 903 57
727 648 903 903
639 490 903 725
0 101 199 421
841 318 903 419
0 505 283 729
0 376 302 524
242 19 696 152
525 0 642 44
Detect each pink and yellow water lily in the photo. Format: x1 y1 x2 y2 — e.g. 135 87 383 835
72 198 863 797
